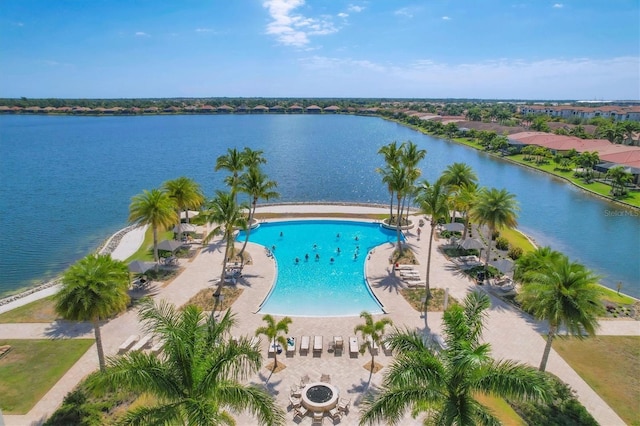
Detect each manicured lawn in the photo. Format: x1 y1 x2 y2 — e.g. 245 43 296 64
0 339 94 414
499 227 536 254
553 335 640 426
126 228 173 262
0 295 59 323
475 393 526 425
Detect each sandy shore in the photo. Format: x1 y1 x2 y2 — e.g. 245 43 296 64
1 204 635 425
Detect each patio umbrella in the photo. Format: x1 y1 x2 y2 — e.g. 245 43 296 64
128 260 156 274
490 258 515 274
442 222 465 232
180 210 200 221
458 238 484 251
158 239 183 253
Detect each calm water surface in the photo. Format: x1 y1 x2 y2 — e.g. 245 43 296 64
0 114 638 297
237 220 395 317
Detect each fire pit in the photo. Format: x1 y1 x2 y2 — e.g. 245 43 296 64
301 382 339 412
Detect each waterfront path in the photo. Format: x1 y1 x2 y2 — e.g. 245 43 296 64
1 204 636 425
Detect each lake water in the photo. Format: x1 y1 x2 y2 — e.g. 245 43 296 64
0 114 638 297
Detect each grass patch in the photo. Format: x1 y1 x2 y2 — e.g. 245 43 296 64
183 286 244 311
125 228 174 262
400 288 458 312
552 335 640 426
0 339 94 414
0 295 59 323
475 393 526 426
599 286 636 305
498 227 536 254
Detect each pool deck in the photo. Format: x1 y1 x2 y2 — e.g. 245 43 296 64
1 204 635 425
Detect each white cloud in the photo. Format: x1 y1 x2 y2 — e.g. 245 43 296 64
297 55 639 99
394 7 413 18
263 0 338 47
553 3 564 8
338 12 348 18
195 28 214 33
348 5 365 13
135 31 150 37
442 16 451 20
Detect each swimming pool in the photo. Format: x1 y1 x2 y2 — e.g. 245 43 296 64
237 220 401 317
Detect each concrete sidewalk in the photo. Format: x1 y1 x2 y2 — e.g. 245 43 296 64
2 205 634 425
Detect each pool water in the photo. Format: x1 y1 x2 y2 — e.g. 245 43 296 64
237 220 400 317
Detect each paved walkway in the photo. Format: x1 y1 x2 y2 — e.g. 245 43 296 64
1 204 636 425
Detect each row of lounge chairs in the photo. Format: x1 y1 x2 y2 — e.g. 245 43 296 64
453 255 484 270
118 334 162 355
266 335 393 357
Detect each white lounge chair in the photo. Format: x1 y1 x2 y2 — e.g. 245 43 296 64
286 337 296 355
313 335 323 354
300 335 310 354
349 336 359 357
395 264 416 270
130 334 152 352
406 280 426 288
150 340 164 355
268 338 282 357
118 335 139 354
334 336 344 353
381 335 393 356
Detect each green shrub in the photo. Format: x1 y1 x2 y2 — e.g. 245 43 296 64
495 237 509 250
491 230 500 240
508 246 524 260
509 373 598 426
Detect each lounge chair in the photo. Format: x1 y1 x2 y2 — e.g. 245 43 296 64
286 336 296 355
130 334 152 352
320 373 331 383
399 270 420 277
300 336 310 354
150 340 164 355
406 280 426 288
381 335 393 356
313 335 323 354
334 336 344 353
268 338 282 357
312 411 324 425
329 407 342 423
349 336 359 357
395 264 416 270
300 374 310 388
118 335 139 354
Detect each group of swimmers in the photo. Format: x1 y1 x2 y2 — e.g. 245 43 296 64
274 231 363 265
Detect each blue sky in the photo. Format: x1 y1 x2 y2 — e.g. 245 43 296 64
1 0 638 100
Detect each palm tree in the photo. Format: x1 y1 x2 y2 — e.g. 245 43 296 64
415 176 450 324
354 311 393 373
237 167 279 258
376 141 403 220
203 191 248 296
441 163 477 222
606 165 633 196
455 182 479 240
54 254 130 372
517 256 603 372
162 176 204 224
215 147 245 200
470 187 519 265
400 141 427 223
388 164 410 253
129 188 178 263
359 292 550 425
255 314 292 369
514 246 564 283
241 147 267 170
91 300 285 425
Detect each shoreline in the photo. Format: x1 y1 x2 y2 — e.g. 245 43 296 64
1 203 638 314
0 224 145 312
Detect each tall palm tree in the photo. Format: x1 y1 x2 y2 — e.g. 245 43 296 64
354 311 393 373
376 141 403 221
129 189 178 263
203 191 248 296
441 162 478 222
415 176 450 325
400 141 427 223
470 187 519 265
388 165 410 253
255 314 292 369
55 254 130 372
237 167 279 258
215 147 245 200
517 256 603 372
359 292 550 426
91 300 285 425
455 182 479 240
162 176 204 224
